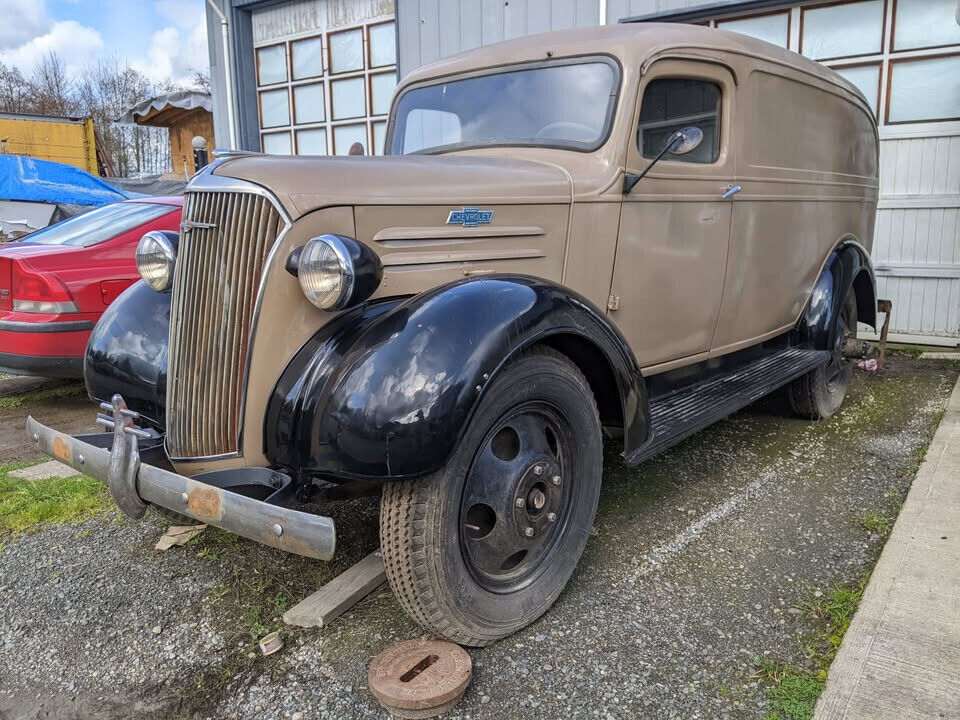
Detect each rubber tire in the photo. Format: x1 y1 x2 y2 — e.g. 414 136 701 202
787 291 857 420
379 346 603 646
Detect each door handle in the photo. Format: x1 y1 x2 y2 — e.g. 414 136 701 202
721 184 741 199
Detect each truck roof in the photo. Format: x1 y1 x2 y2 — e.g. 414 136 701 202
400 22 869 113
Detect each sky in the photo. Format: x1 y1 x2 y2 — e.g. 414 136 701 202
0 0 209 87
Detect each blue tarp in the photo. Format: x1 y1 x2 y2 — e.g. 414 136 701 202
0 155 138 207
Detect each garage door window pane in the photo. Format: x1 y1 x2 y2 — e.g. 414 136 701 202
292 37 323 79
330 29 363 74
260 88 289 128
257 45 287 85
717 13 788 48
334 124 367 155
262 132 291 155
888 56 960 123
373 121 386 155
371 72 396 116
802 0 883 60
297 128 327 155
894 0 960 51
834 64 879 117
369 22 396 67
332 77 366 119
294 83 325 124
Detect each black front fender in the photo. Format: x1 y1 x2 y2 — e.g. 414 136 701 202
84 280 169 428
266 276 647 482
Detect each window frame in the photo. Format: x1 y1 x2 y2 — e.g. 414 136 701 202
799 0 888 62
626 59 735 176
254 17 398 156
889 0 960 53
636 78 724 165
255 42 289 87
385 54 623 156
829 59 883 117
884 52 960 125
715 8 791 48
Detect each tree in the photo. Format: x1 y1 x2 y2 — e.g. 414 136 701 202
0 61 30 114
30 51 75 116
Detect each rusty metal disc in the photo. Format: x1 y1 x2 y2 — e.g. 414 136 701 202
368 638 472 714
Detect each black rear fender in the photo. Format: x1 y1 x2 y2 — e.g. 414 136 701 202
265 276 648 482
795 240 877 350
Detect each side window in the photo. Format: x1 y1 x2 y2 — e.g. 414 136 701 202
637 78 721 164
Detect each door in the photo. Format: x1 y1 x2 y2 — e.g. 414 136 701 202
610 60 738 369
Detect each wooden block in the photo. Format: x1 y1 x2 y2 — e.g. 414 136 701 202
283 549 386 629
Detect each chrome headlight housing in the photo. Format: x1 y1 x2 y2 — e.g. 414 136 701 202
136 231 178 292
295 234 381 311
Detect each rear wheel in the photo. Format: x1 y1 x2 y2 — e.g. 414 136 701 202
379 347 602 646
787 290 857 420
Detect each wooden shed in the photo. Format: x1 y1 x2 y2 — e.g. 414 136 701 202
119 91 215 178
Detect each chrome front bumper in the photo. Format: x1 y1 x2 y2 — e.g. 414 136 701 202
25 394 336 560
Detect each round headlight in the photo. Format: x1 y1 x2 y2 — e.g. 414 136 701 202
136 231 177 292
298 235 355 310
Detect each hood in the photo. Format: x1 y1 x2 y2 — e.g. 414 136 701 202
211 154 573 218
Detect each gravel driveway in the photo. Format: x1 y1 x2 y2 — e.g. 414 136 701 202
0 357 955 720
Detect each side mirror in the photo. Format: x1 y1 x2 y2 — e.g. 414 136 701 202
623 126 705 193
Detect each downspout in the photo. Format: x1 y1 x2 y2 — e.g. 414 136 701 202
599 0 607 24
206 0 238 149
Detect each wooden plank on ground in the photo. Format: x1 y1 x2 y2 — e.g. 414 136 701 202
282 549 386 629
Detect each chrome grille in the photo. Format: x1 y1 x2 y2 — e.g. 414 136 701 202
166 189 286 458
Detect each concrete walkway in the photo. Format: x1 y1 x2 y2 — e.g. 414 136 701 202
816 377 960 719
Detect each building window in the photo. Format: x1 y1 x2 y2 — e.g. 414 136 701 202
637 78 721 164
801 0 885 60
887 55 960 124
256 44 287 85
291 37 323 80
893 0 960 51
833 63 881 117
255 19 397 156
716 12 789 48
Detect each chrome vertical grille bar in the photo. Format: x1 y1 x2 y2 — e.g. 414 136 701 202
166 185 286 459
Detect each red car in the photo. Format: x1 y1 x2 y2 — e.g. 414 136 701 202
0 197 182 377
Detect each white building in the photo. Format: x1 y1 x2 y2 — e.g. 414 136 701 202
205 0 960 344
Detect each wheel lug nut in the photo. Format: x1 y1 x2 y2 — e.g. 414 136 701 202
515 497 524 508
547 512 557 523
534 465 543 476
551 475 561 486
524 527 535 538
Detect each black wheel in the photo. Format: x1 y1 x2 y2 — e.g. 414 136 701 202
788 290 857 420
380 346 602 646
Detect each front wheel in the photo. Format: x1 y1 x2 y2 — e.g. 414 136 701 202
787 289 857 420
379 347 602 646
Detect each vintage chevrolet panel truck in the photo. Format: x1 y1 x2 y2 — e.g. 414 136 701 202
28 23 878 646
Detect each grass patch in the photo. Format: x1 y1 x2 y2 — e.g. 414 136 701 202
859 510 893 535
756 578 867 720
0 462 112 533
0 383 85 409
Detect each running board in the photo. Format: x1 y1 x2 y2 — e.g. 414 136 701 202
625 348 830 465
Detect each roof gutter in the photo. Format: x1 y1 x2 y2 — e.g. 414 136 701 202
620 0 792 24
205 0 238 149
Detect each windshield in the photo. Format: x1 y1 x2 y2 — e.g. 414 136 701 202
389 59 619 155
20 202 175 248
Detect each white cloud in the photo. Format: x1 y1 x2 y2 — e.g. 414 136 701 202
132 11 208 86
0 19 103 77
0 0 52 52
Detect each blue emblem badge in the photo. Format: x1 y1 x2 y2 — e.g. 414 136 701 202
447 208 494 227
